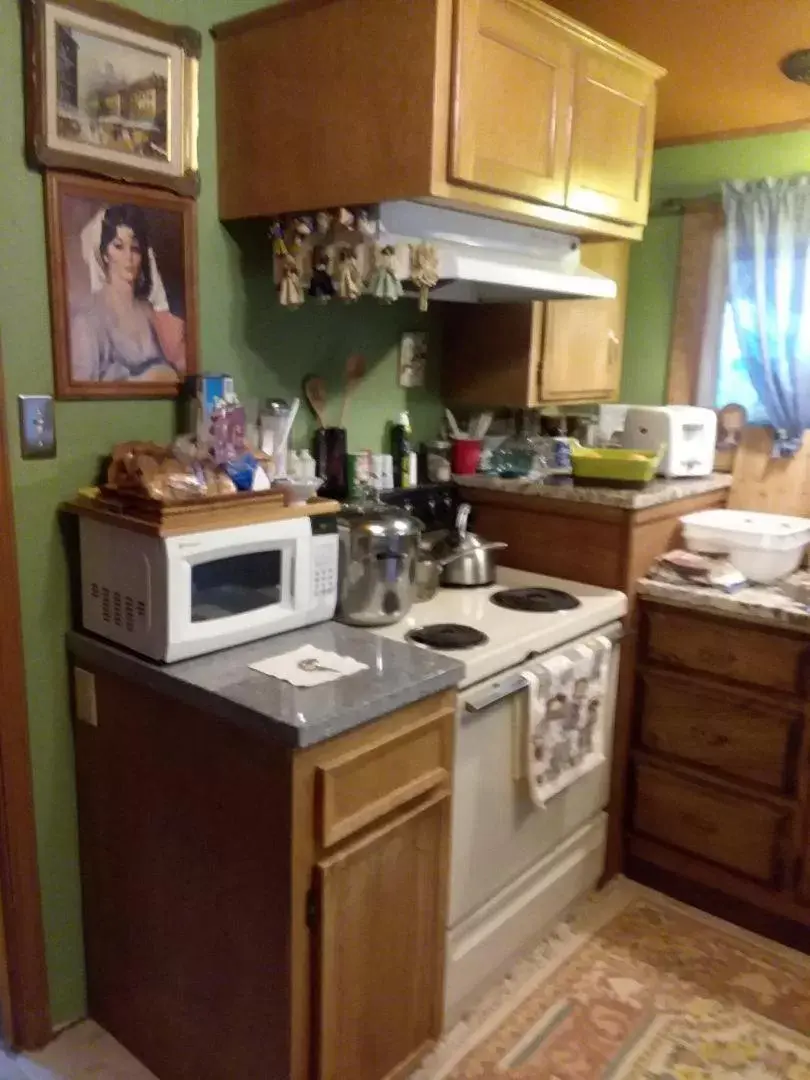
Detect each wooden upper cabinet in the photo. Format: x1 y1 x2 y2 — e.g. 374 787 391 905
450 0 574 206
442 240 629 407
212 0 665 237
567 49 657 226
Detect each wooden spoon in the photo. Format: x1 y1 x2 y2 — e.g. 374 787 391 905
339 353 366 429
303 375 328 429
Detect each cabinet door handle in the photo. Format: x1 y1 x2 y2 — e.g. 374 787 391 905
607 331 620 366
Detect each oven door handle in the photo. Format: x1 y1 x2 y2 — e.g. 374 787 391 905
462 620 626 714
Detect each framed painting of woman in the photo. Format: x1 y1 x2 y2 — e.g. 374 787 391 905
45 172 198 399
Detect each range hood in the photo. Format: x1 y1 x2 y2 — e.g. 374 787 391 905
378 202 617 304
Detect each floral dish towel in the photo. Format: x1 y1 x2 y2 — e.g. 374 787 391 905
522 635 612 809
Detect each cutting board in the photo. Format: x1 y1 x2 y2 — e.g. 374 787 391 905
728 426 810 516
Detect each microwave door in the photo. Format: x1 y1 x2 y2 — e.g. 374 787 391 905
190 548 287 623
170 533 308 655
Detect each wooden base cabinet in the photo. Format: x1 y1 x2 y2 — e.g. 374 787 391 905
213 0 664 238
629 601 810 951
72 667 456 1080
317 792 450 1080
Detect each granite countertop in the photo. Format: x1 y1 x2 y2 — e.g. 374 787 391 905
638 572 810 635
68 623 464 748
457 472 732 510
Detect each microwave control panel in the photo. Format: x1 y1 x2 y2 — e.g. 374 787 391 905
311 516 339 603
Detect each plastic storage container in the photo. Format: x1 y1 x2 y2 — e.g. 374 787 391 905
680 508 810 583
570 444 663 487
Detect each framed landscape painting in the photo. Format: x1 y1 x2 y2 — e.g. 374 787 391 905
46 173 198 399
23 0 200 196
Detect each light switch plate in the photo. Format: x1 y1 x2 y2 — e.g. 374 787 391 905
18 395 56 459
74 668 98 727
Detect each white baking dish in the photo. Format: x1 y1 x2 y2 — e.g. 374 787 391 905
680 508 810 583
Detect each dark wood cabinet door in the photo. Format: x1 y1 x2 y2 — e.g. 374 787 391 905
315 791 450 1080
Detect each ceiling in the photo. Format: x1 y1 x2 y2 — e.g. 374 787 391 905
550 0 810 145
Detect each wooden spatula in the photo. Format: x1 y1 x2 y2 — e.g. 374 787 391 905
303 375 328 429
340 354 366 429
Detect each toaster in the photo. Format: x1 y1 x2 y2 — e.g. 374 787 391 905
622 405 717 478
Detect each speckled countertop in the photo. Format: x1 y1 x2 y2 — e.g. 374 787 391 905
67 623 464 748
457 472 732 510
638 572 810 634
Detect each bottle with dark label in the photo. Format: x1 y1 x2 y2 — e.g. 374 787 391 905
391 411 412 489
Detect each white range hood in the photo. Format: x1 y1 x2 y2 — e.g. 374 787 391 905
378 202 617 304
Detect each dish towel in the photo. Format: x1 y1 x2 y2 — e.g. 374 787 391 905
522 634 611 809
249 645 369 687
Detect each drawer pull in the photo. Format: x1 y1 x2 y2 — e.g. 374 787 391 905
696 647 736 667
699 730 730 749
679 811 718 836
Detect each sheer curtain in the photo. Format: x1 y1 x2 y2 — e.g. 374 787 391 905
723 176 810 456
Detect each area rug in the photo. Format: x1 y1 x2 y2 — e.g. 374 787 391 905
412 878 810 1080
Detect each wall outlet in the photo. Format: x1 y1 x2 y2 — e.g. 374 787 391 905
74 668 97 727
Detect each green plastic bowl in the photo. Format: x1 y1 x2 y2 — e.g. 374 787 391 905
570 444 664 486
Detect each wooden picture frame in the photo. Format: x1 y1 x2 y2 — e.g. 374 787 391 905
23 0 201 197
45 172 199 400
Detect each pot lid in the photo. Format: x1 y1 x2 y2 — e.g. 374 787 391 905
338 498 422 539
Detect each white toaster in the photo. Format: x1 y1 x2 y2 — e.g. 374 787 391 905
622 405 717 478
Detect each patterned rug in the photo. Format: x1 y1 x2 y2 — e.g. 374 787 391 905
413 879 810 1080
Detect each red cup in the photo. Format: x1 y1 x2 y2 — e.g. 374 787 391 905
451 437 483 476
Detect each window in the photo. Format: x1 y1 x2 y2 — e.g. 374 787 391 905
714 300 768 423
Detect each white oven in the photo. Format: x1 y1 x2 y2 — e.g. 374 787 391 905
445 622 622 1025
78 514 339 662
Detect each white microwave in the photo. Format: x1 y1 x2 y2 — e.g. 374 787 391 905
78 514 339 662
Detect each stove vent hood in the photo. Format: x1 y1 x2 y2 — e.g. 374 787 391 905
378 202 617 304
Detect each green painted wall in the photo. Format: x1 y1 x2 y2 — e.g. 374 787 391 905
620 129 810 404
0 0 441 1025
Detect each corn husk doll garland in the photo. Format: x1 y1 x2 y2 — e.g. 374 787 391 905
367 244 403 304
308 247 335 303
337 249 363 301
410 241 439 312
271 221 306 309
271 209 439 309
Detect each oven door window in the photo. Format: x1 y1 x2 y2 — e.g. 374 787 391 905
190 550 283 622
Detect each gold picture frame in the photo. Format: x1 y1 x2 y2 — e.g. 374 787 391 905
23 0 200 197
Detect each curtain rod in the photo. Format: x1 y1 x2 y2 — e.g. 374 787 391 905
650 194 724 218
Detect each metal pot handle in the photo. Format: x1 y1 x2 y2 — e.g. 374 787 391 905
455 503 471 539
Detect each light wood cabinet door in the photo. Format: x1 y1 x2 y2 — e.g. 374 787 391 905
566 48 656 226
450 0 575 205
315 790 450 1080
539 298 614 402
540 240 629 402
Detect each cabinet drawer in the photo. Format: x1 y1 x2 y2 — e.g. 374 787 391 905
638 671 799 793
645 608 809 695
316 710 452 848
632 763 790 885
